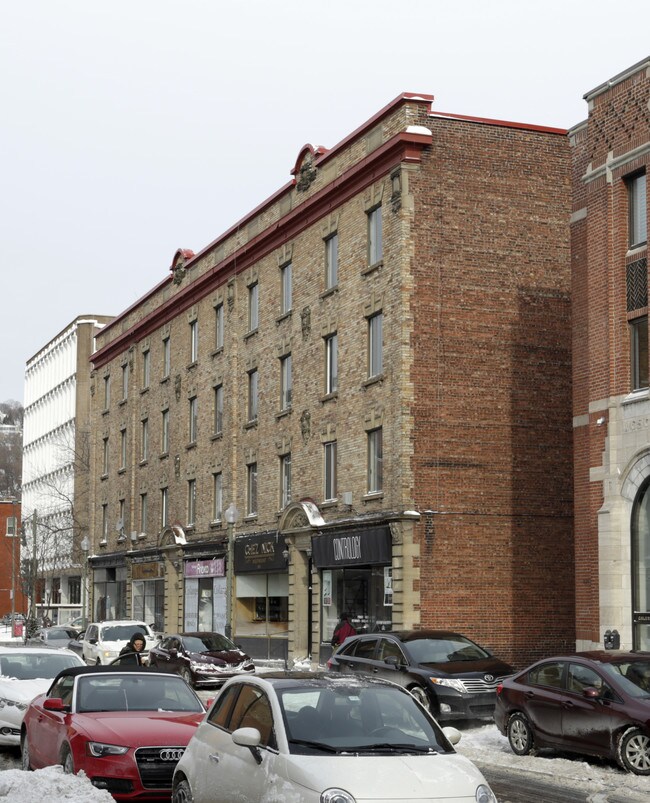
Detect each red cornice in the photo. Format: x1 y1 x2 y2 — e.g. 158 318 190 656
91 128 432 369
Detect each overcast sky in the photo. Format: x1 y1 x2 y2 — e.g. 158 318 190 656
1 0 649 403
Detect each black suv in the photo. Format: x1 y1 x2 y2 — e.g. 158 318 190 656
327 629 514 721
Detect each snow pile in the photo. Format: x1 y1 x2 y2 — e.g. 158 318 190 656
0 766 113 802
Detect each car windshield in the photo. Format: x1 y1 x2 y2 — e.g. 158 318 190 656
183 634 235 653
280 681 454 755
602 660 650 698
76 673 204 713
101 624 149 642
406 636 490 664
47 630 74 642
0 652 80 680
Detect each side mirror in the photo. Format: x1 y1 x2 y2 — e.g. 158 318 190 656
168 648 178 657
442 726 462 746
89 638 97 645
232 727 262 764
384 655 400 667
583 687 600 699
43 698 68 712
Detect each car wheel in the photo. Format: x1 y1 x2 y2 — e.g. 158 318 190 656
408 684 431 712
179 666 193 686
21 732 32 771
507 712 534 756
173 778 194 803
61 744 75 774
618 726 650 775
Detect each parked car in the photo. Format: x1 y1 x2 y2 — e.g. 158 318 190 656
0 645 84 746
148 632 255 687
66 631 85 659
172 671 497 803
494 650 650 775
81 620 157 665
21 664 207 800
327 629 514 721
61 616 86 629
26 626 81 649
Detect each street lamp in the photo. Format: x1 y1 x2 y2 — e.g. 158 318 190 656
224 502 239 640
80 536 90 629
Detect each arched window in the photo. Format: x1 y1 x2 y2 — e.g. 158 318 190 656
632 479 650 650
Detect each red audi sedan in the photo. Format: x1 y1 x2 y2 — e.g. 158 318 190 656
21 665 206 801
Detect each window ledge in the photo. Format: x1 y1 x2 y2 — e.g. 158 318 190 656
140 387 150 396
211 347 224 358
100 473 108 481
159 451 169 460
320 285 339 300
361 259 383 276
276 407 292 419
244 419 258 430
186 441 197 450
244 514 258 522
118 467 126 475
139 459 148 467
102 408 110 416
118 398 127 407
622 388 650 405
187 361 198 371
276 310 292 324
627 244 648 257
362 491 384 502
244 328 259 340
320 499 338 508
363 373 385 388
211 432 223 441
161 375 170 384
320 391 338 404
209 520 223 530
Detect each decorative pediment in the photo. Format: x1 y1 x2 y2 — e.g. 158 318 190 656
278 498 326 531
291 144 327 192
170 248 196 285
159 523 187 547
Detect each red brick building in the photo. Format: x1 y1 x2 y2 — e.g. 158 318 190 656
0 499 26 618
89 94 574 667
571 57 650 652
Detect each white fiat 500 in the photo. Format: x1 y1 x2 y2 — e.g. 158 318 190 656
172 672 496 803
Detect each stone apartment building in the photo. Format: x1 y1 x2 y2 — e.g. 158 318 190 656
571 57 650 652
89 92 574 666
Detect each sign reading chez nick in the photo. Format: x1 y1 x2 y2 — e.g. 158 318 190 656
234 532 288 573
312 526 391 568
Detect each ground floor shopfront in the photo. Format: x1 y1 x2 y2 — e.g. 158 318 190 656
87 504 421 664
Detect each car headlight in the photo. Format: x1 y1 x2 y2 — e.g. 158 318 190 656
0 698 28 711
476 784 497 803
321 790 356 803
87 741 129 757
430 677 467 693
102 650 117 658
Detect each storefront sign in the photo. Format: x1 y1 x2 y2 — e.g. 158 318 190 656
235 532 288 573
131 561 162 580
312 526 392 568
184 558 225 578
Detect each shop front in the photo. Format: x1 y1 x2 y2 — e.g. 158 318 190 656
131 559 165 632
234 531 288 662
90 555 127 622
183 557 226 633
312 526 394 665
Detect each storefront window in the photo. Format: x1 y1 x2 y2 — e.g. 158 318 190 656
93 567 127 621
132 578 165 632
322 565 392 642
236 573 288 636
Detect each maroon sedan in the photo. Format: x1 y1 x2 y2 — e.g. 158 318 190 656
21 665 206 800
148 632 255 687
494 650 650 775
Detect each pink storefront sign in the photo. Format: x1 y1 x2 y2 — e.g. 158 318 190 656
184 558 225 578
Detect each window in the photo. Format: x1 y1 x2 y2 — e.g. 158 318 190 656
629 172 647 249
161 409 169 453
214 384 223 434
142 349 150 389
368 312 383 378
68 577 81 606
212 472 223 522
631 316 649 390
367 427 383 493
324 441 337 501
247 462 258 516
103 376 110 409
325 233 338 289
121 363 129 400
141 418 149 462
280 453 292 508
189 319 199 363
248 369 258 421
162 336 171 378
368 205 383 265
120 428 127 469
215 303 224 350
140 493 148 532
118 499 126 535
280 262 292 314
189 396 198 443
161 487 169 528
187 479 196 526
101 504 108 542
325 333 338 394
280 354 292 410
5 516 16 537
248 282 259 331
102 437 109 475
